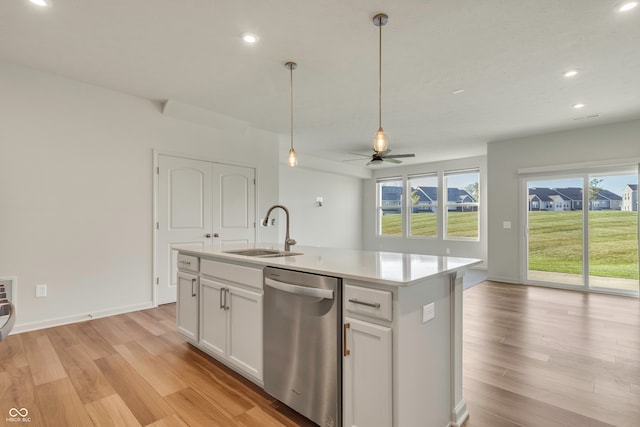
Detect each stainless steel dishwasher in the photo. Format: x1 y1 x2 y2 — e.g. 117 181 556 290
263 266 342 427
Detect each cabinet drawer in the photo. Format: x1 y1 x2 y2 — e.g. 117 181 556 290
201 259 262 290
177 254 199 273
344 284 392 322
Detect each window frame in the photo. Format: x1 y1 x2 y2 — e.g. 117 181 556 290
444 168 480 241
407 172 439 239
376 176 404 237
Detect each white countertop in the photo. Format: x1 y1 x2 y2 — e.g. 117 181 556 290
174 243 482 287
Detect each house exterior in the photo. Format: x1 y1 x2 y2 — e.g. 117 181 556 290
590 188 623 210
622 184 638 211
554 187 583 210
528 187 623 211
528 187 562 210
382 186 476 214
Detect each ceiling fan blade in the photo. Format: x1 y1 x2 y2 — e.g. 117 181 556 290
376 149 391 156
385 153 415 159
343 158 368 162
347 152 373 158
384 158 402 164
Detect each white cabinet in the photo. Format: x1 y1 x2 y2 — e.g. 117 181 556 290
343 316 392 427
176 271 199 341
200 277 263 382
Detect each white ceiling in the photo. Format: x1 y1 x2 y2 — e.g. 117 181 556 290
2 0 640 167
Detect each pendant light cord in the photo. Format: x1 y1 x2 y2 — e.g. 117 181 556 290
290 65 294 151
378 17 382 129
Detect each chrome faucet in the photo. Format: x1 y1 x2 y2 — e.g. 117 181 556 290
262 204 297 252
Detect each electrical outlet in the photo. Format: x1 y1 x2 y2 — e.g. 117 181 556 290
445 248 451 255
422 302 435 323
36 284 47 298
503 221 512 229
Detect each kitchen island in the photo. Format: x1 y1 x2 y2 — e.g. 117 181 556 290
174 243 482 427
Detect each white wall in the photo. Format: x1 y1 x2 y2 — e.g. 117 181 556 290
279 165 364 249
0 60 280 330
362 156 488 264
487 119 640 283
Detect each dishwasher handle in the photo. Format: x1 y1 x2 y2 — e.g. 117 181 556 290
265 277 334 300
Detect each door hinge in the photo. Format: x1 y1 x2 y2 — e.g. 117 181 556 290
156 277 159 285
156 222 159 230
157 166 160 175
253 178 256 185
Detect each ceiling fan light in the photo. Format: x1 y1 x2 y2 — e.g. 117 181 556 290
288 147 298 167
373 128 388 152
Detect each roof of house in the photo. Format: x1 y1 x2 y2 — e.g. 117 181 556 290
596 189 622 201
528 187 558 202
554 187 583 201
529 186 623 203
381 186 402 202
626 184 638 191
383 186 476 203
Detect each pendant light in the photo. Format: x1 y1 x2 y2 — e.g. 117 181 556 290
373 13 389 153
285 61 298 167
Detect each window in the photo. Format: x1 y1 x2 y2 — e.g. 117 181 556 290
408 173 438 237
377 177 403 236
444 169 479 239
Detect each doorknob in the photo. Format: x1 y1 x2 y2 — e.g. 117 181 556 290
205 233 220 238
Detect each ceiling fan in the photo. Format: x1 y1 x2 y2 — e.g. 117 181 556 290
345 149 416 165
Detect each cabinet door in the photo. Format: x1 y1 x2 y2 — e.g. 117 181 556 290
343 317 392 427
176 271 199 341
200 277 227 358
227 285 263 381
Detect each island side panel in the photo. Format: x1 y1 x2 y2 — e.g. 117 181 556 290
395 274 452 427
450 270 468 426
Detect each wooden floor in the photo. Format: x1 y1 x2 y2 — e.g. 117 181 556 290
0 281 638 426
463 281 640 427
0 304 315 427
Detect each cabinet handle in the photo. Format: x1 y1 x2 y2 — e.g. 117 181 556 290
219 287 225 310
224 288 230 311
191 278 196 297
348 298 380 308
179 260 191 266
343 323 351 357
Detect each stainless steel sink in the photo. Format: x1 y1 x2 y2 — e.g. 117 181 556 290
223 249 303 258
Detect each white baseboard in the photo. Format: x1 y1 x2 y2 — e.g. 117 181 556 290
451 399 469 427
11 301 155 335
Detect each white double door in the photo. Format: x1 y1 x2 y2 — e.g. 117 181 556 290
156 155 256 304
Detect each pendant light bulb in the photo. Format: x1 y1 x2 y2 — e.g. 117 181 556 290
373 127 388 152
288 148 298 167
372 13 389 153
285 61 298 167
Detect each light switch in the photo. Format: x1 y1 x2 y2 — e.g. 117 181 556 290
422 302 435 323
36 284 47 298
503 221 512 229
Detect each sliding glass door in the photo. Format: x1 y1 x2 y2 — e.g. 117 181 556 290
527 177 585 286
588 172 639 293
525 168 639 295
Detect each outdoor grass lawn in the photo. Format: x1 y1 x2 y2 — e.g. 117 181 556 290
381 212 478 238
382 210 638 280
528 210 638 279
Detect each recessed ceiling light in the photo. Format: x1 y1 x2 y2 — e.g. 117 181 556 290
241 33 259 44
573 103 585 109
563 70 578 78
29 0 48 6
452 89 465 95
618 1 638 12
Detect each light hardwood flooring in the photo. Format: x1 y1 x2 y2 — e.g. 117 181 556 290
463 281 640 427
1 281 638 426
